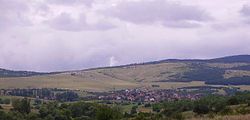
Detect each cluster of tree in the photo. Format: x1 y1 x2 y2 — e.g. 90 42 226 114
149 92 250 120
1 92 250 120
206 76 250 85
7 89 52 97
232 65 250 71
0 99 123 120
56 91 79 102
0 68 49 78
172 63 250 85
179 63 224 82
4 88 79 102
0 98 10 104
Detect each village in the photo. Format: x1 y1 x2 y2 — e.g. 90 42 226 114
92 89 204 102
86 86 240 102
0 86 239 102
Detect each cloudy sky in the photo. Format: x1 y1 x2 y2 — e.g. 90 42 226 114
0 0 250 72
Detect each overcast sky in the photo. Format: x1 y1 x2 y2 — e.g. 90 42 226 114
0 0 250 72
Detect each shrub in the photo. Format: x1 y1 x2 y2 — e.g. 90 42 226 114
130 106 138 115
12 98 31 114
144 103 151 108
96 105 122 120
193 104 209 115
0 98 10 104
220 107 234 115
152 104 161 113
247 100 250 106
227 97 239 105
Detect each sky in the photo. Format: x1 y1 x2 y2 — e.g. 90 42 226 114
0 0 250 72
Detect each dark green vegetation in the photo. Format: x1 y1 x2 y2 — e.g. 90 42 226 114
1 88 80 102
208 55 250 63
0 68 58 78
0 98 10 104
180 63 250 85
176 63 250 85
1 92 250 120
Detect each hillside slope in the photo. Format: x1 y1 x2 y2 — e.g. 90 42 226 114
0 55 250 91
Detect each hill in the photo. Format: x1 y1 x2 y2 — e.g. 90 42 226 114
0 68 50 77
0 55 250 91
208 55 250 63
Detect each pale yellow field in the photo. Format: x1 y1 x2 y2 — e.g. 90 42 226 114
93 62 189 82
0 62 191 91
0 73 138 92
0 74 206 92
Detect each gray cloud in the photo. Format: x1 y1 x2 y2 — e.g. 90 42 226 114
102 0 211 28
47 0 94 7
240 4 250 24
162 20 201 28
47 13 115 31
48 13 87 31
241 4 250 16
0 0 31 30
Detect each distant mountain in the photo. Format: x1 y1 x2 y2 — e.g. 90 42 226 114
208 55 250 63
85 55 250 70
149 55 250 64
0 68 56 77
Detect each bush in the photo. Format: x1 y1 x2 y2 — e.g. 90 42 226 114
220 107 234 115
12 98 31 114
0 98 10 104
193 104 209 115
247 100 250 106
196 95 227 113
0 110 9 120
96 105 122 120
130 106 138 115
144 103 151 108
152 104 161 113
227 97 239 105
